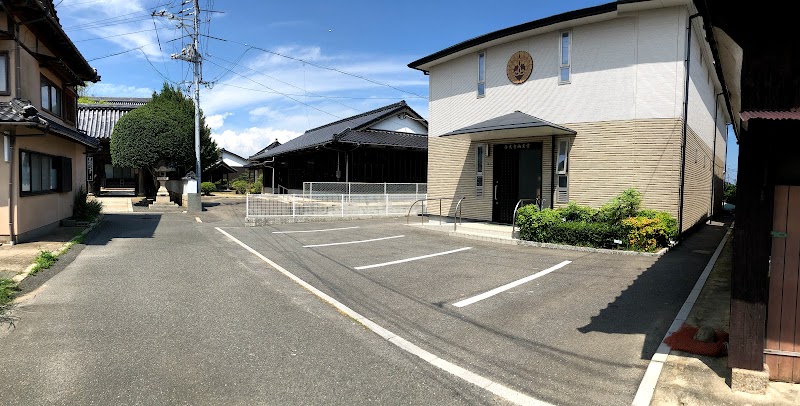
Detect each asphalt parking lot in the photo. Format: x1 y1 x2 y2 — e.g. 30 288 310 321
214 217 729 406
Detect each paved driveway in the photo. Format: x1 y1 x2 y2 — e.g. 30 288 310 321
214 217 728 405
0 209 728 405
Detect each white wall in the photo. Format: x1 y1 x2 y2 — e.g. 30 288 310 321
221 151 248 167
427 7 686 136
686 19 719 151
370 115 428 134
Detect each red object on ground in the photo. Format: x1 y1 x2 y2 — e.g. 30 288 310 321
664 324 729 357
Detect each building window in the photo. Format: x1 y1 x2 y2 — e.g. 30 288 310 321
20 150 72 195
41 77 62 117
477 51 486 97
559 31 571 84
3 134 9 162
556 139 569 203
0 52 8 95
476 144 484 196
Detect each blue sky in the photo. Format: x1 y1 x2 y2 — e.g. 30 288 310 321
55 0 738 182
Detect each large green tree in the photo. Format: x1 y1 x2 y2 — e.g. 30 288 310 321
110 83 218 177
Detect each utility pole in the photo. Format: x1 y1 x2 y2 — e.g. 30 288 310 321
153 0 203 211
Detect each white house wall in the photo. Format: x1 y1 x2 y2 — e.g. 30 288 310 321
686 18 719 152
370 115 427 134
222 151 248 168
428 7 686 136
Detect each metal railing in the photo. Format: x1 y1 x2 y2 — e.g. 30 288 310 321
304 182 427 197
511 198 542 238
247 193 426 218
406 197 465 231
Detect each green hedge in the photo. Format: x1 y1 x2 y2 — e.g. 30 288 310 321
545 221 624 249
516 189 677 252
200 182 217 196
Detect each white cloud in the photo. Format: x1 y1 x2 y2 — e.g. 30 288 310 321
211 127 302 157
206 113 232 130
200 45 428 116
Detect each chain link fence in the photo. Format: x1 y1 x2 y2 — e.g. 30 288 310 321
247 193 427 219
303 182 427 196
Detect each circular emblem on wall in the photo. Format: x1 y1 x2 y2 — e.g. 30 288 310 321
506 51 533 84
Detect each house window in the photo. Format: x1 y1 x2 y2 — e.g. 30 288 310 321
41 77 62 117
559 31 571 84
477 51 486 97
3 134 9 162
556 139 569 203
0 52 8 95
476 144 485 196
20 150 72 195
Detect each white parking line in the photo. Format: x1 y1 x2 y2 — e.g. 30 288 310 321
272 226 359 234
304 235 405 248
214 227 550 406
354 247 473 270
453 260 572 308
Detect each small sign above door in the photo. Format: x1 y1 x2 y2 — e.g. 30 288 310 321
507 51 533 84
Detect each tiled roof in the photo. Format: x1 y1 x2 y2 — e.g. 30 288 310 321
78 104 138 139
250 101 427 159
0 99 99 148
83 97 151 107
251 140 282 158
441 111 576 136
339 130 427 149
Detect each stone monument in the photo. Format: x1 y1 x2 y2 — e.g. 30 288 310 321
154 164 174 204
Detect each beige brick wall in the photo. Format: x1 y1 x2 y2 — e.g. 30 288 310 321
428 135 553 221
428 118 715 229
565 118 682 217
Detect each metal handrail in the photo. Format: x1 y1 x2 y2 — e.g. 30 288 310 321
511 198 541 238
453 196 465 231
406 197 458 225
277 185 289 194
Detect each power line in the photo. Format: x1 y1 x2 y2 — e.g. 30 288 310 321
204 58 342 120
201 34 428 99
213 83 419 100
205 54 359 113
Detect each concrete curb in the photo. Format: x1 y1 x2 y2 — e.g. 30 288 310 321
631 224 733 406
10 215 105 284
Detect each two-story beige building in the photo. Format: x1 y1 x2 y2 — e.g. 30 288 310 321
409 0 730 233
0 0 100 243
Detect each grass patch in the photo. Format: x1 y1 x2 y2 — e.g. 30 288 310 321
30 250 58 275
0 278 19 322
0 278 18 307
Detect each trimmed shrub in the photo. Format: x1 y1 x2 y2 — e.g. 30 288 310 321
622 216 672 252
73 186 103 221
546 221 625 249
231 180 248 194
249 174 264 194
558 201 597 222
200 182 217 196
637 209 678 240
516 205 563 241
598 188 641 223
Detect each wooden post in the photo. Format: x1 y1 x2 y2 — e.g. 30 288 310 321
729 125 773 370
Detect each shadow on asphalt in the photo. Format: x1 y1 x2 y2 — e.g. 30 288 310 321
14 214 162 298
577 215 733 360
84 214 161 245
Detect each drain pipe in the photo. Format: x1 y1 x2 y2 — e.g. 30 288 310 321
678 12 701 237
709 92 723 219
7 131 15 245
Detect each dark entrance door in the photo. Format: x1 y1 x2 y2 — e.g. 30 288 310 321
492 143 542 223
